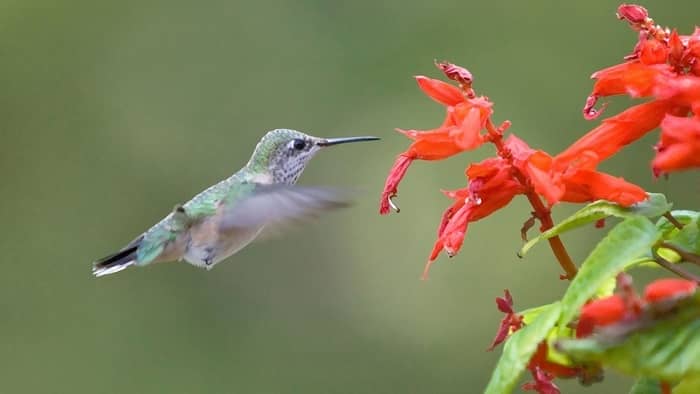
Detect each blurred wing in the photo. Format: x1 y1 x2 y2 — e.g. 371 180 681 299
218 184 354 234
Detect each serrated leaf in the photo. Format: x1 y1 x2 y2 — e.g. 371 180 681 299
484 303 562 394
629 377 662 394
558 296 700 382
558 217 660 327
520 193 669 257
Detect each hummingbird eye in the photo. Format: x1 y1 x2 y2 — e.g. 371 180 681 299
292 139 306 150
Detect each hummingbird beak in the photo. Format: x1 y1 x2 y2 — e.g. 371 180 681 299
316 136 381 147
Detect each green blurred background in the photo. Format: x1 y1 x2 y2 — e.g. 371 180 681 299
1 1 698 393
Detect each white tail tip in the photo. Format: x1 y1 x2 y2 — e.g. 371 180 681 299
92 261 134 277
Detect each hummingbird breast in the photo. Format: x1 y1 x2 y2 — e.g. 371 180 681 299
182 216 263 269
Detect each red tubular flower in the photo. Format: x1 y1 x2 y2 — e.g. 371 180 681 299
507 134 647 207
576 295 627 338
643 278 698 303
578 6 700 177
583 63 671 120
415 75 464 106
591 63 671 98
653 74 700 111
561 100 673 165
488 291 579 393
422 157 524 278
652 115 700 174
379 76 493 215
379 155 414 214
558 169 647 207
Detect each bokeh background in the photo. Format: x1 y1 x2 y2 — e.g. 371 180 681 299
1 1 698 393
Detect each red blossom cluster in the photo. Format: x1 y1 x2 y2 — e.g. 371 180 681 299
578 278 698 337
576 4 700 175
378 4 700 280
488 291 580 394
489 278 698 394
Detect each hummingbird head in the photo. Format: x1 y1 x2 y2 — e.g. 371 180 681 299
247 129 379 184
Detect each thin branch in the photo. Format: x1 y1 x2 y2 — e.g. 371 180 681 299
652 249 700 282
660 242 700 266
484 119 578 280
663 212 684 230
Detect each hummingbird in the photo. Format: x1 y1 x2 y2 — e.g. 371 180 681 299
92 129 379 277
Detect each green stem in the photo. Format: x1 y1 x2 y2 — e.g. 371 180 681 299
485 119 578 280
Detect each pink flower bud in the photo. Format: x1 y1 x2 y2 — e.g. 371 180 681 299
616 4 648 25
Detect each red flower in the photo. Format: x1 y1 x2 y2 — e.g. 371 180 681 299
423 156 524 278
487 290 524 350
557 169 647 207
522 367 561 394
379 155 413 214
576 295 627 338
510 135 648 207
643 278 698 303
488 291 579 393
565 100 674 163
639 38 670 65
577 7 700 177
415 75 464 106
574 276 696 338
616 4 648 26
652 115 700 174
378 76 493 215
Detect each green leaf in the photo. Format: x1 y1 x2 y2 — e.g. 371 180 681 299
519 193 670 257
558 217 660 327
656 210 699 237
484 303 562 394
558 296 700 382
666 215 700 254
629 377 663 394
596 276 617 298
519 303 555 325
674 375 700 394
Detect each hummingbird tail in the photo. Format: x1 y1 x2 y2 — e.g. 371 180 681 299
92 236 143 277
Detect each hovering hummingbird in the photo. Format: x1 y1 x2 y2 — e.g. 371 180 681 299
92 129 379 277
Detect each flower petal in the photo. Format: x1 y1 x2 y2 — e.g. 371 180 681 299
652 115 700 174
450 107 486 150
639 38 669 65
590 62 670 98
379 154 414 214
644 278 697 303
557 100 673 167
576 295 626 338
415 75 464 106
561 169 647 207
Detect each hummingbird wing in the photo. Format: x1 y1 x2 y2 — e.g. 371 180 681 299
218 184 353 234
